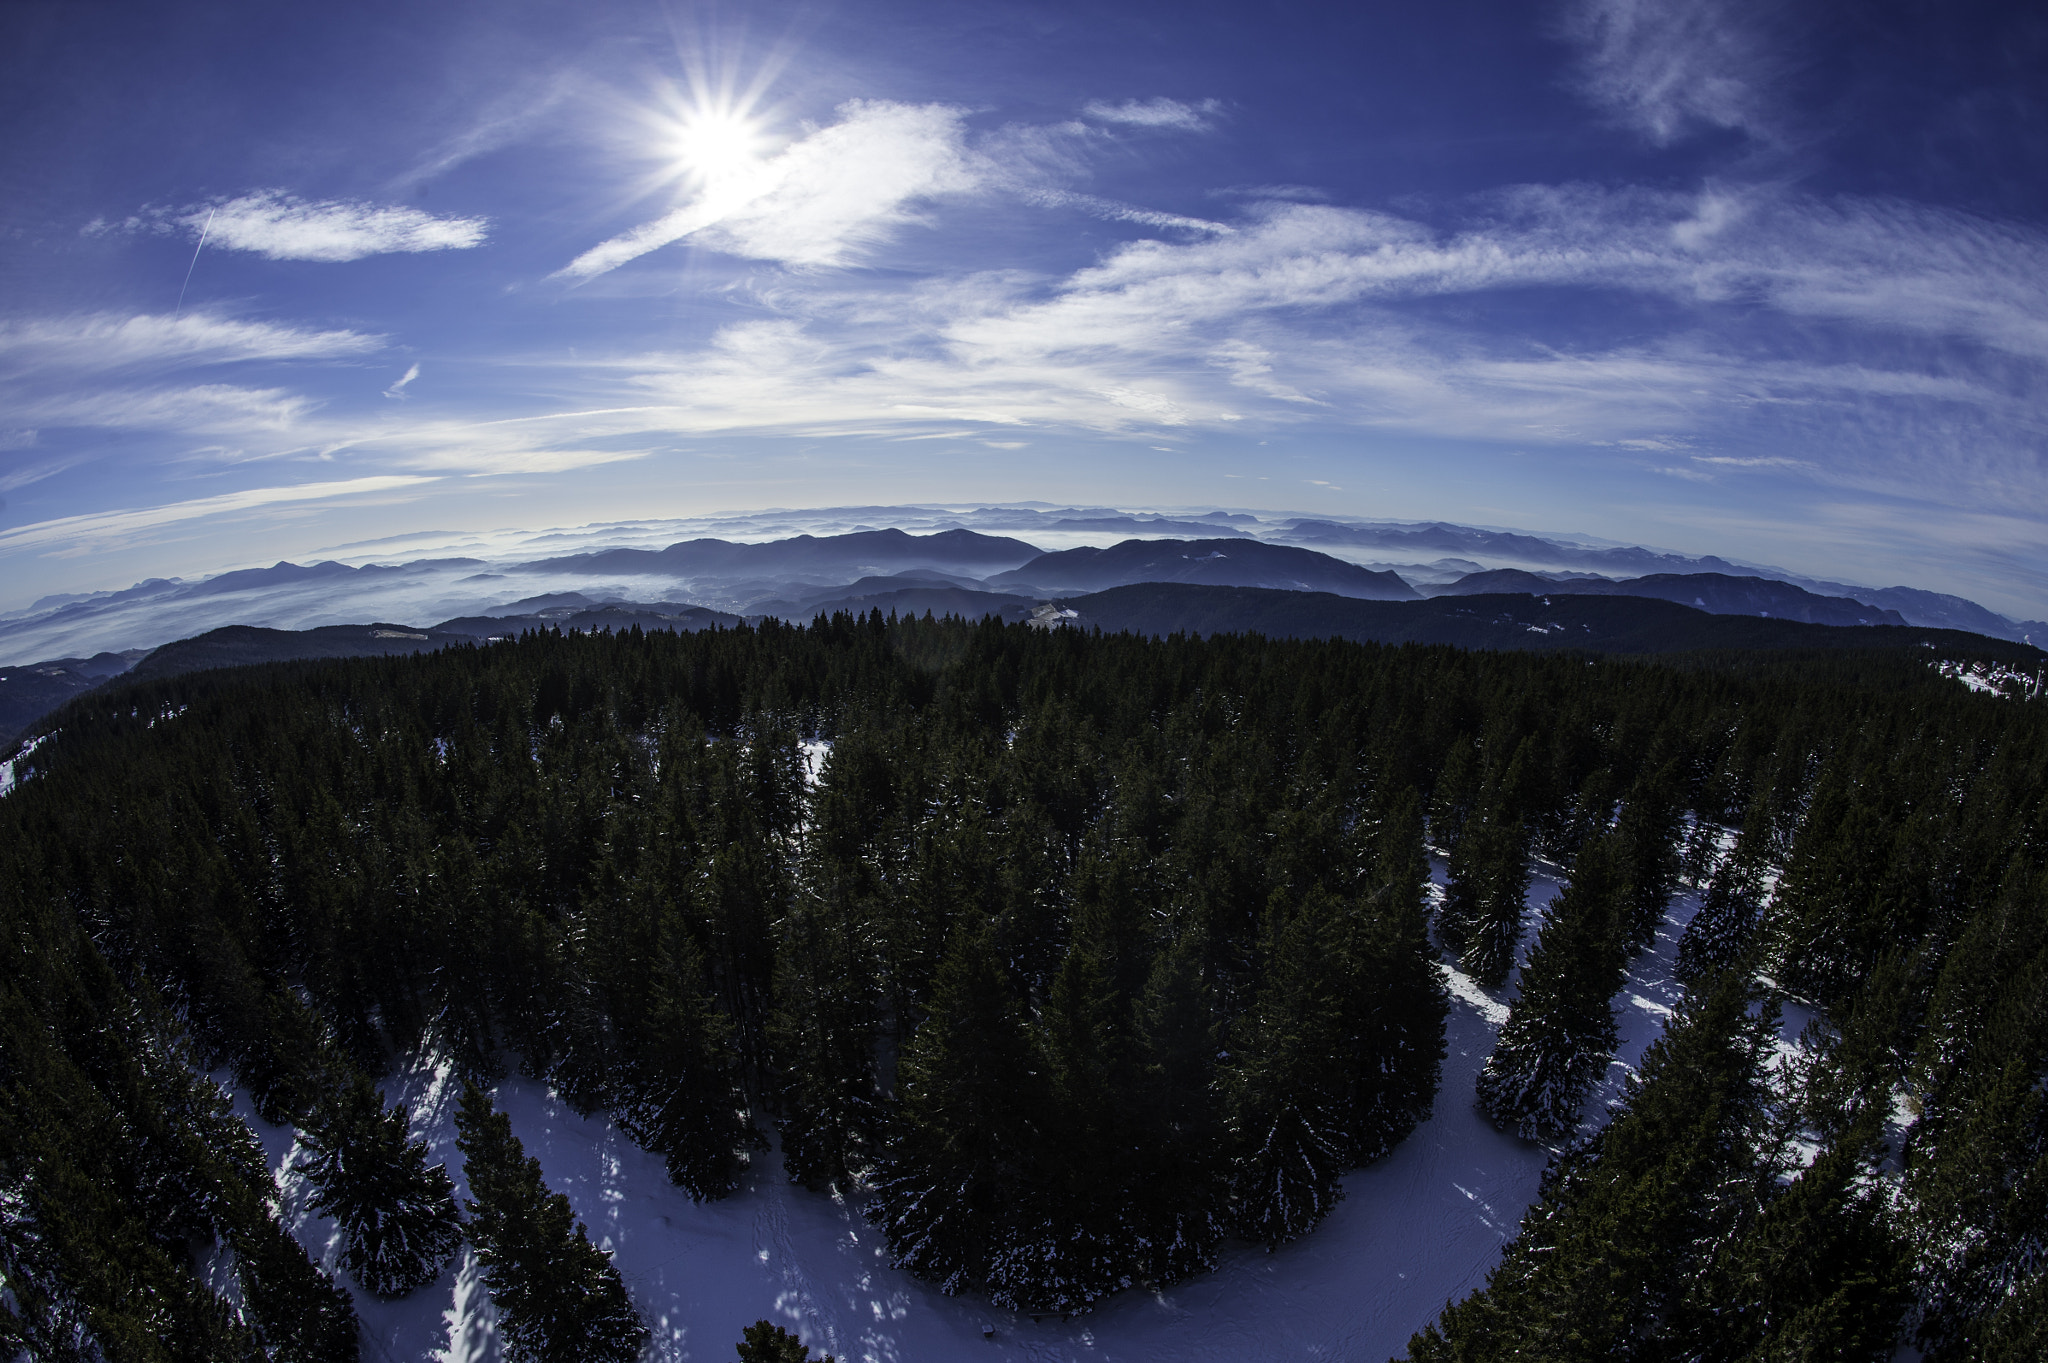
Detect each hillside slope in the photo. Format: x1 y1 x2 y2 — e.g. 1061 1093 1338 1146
993 538 1419 598
1059 583 2042 659
1431 570 1908 627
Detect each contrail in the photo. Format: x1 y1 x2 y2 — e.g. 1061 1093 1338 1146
173 206 216 319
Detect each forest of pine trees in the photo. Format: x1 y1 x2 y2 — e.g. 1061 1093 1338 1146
0 611 2041 1357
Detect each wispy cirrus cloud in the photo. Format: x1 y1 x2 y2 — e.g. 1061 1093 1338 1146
390 72 581 192
383 363 422 400
0 313 381 454
0 475 438 554
0 312 381 376
95 192 491 262
197 192 488 261
1562 0 1780 144
1024 189 1232 235
493 182 2048 531
1082 97 1223 131
11 383 320 435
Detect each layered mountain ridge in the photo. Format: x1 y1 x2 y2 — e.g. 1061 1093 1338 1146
5 510 2043 743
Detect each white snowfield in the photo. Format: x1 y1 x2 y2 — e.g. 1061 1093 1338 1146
0 730 51 798
230 863 1707 1363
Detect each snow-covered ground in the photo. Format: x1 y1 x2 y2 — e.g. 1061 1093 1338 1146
228 862 1704 1363
0 730 50 797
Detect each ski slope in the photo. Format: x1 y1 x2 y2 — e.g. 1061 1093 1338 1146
231 864 1704 1363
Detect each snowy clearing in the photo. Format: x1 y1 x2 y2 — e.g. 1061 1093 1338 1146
227 864 1705 1363
0 730 51 798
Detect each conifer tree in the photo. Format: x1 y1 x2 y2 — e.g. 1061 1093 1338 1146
769 896 880 1192
1971 1272 2048 1363
296 1073 464 1297
1475 833 1629 1141
1612 760 1685 949
1440 800 1532 988
999 921 1143 1312
1672 1119 1910 1362
1428 735 1480 854
1403 971 1783 1361
1342 790 1449 1161
454 1083 647 1363
1223 890 1351 1248
1129 925 1226 1282
869 919 1044 1302
226 1209 361 1363
597 892 760 1201
1906 1049 2048 1360
1674 822 1769 986
735 1318 838 1361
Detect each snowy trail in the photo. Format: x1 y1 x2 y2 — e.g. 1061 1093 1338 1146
227 864 1705 1363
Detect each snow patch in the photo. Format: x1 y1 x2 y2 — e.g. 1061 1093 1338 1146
799 739 833 790
1439 963 1509 1026
0 730 52 797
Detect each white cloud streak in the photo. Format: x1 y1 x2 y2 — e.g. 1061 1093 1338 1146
1083 97 1222 130
180 192 488 262
0 313 381 376
0 476 438 554
383 363 422 400
1026 190 1232 235
0 313 382 451
499 182 2048 528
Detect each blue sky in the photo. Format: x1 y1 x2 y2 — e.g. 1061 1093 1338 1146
3 0 2046 615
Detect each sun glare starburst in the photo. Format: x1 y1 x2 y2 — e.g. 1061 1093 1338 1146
667 108 772 185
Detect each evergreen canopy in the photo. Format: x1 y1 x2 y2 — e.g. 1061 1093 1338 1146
0 612 2041 1355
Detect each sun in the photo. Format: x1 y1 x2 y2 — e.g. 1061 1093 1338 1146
667 107 771 186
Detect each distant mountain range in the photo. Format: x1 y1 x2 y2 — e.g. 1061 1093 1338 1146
1275 519 2044 640
1429 570 1906 628
5 508 2045 745
1055 583 2044 659
523 527 1040 580
991 538 1418 599
1279 518 1763 577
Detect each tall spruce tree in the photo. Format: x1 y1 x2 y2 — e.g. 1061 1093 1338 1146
1428 735 1480 854
768 895 881 1192
296 1073 464 1297
1612 761 1685 949
602 906 760 1201
1010 885 1152 1312
1223 890 1352 1248
1341 790 1449 1161
1679 826 1777 986
454 1083 647 1363
1404 971 1783 1361
226 1208 361 1363
869 919 1045 1303
1670 1118 1910 1362
1129 925 1227 1283
1475 832 1629 1141
1440 743 1535 988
